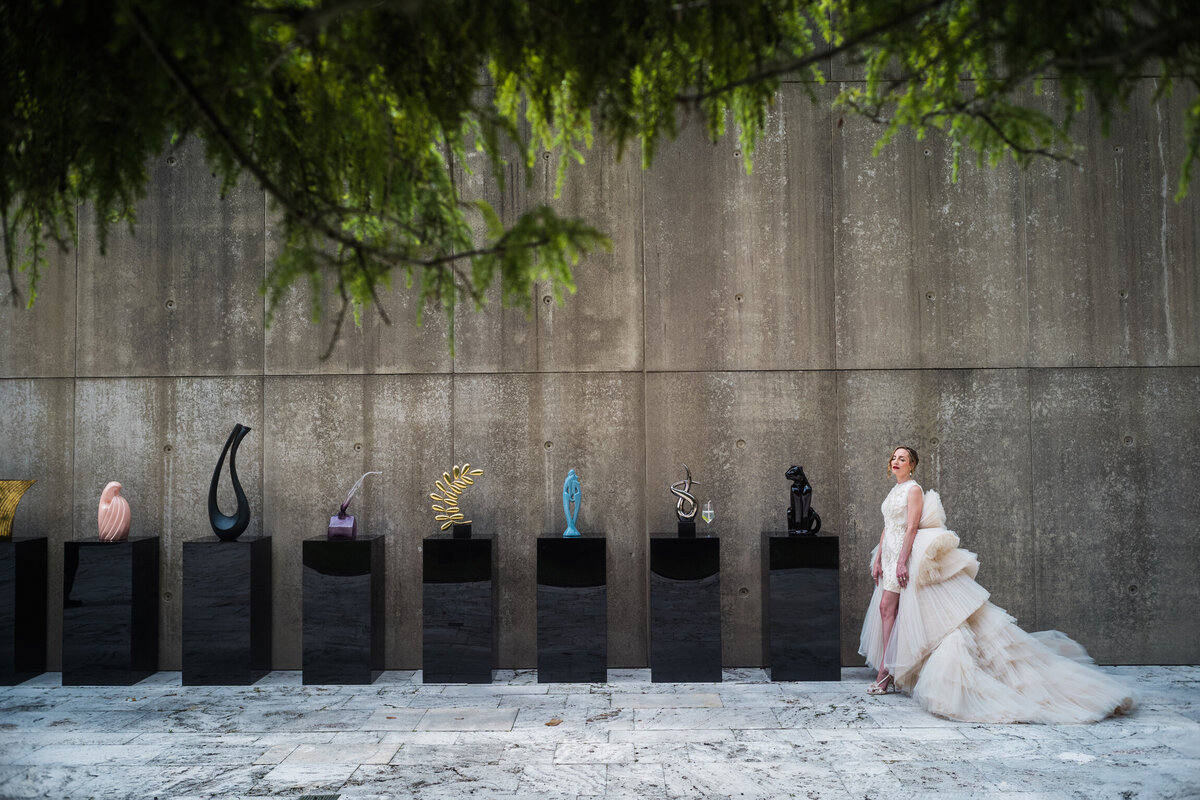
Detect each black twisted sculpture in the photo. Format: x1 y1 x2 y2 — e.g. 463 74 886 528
208 423 252 541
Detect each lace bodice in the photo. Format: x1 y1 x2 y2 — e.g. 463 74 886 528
882 479 919 534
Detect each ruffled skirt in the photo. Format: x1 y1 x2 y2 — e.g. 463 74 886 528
860 525 1135 724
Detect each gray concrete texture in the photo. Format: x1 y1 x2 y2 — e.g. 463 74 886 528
1 80 1198 671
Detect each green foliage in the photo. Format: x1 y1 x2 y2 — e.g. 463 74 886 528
3 0 1198 351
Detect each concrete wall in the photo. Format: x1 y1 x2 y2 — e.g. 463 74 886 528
3 79 1198 670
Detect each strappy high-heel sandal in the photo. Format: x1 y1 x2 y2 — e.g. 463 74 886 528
867 674 895 695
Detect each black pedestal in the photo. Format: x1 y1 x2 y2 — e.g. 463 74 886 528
182 538 272 685
423 534 496 683
302 536 385 685
62 538 159 686
650 534 721 682
537 537 607 683
761 533 840 681
0 538 48 684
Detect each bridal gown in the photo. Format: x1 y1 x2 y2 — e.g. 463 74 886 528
859 484 1135 723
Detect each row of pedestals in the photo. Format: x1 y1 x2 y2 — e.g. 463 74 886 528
1 532 840 686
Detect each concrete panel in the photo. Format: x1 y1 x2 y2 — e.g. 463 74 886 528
644 85 837 372
0 378 75 668
539 141 644 371
1026 82 1200 367
75 137 265 376
450 131 538 372
837 369 1034 664
263 374 451 669
451 373 646 667
833 105 1028 369
0 239 76 377
1030 368 1200 663
72 378 264 670
644 371 840 666
263 220 452 375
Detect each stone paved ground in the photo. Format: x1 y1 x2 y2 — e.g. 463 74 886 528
0 666 1196 799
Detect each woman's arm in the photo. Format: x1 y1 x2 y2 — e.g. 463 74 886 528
896 485 923 587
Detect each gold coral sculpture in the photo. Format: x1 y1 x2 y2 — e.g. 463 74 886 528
430 463 484 530
0 480 36 540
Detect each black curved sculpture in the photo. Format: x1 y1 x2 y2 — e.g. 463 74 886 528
209 424 252 542
785 465 821 535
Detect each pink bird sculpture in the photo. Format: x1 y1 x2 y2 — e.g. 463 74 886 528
98 481 131 542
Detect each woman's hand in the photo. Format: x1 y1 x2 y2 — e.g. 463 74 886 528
872 557 882 585
896 559 909 589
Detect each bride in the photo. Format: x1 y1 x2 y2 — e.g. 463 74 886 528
859 445 1135 723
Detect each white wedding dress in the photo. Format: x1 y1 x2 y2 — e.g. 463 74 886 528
859 486 1135 723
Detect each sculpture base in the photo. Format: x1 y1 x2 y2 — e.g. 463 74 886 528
62 538 160 686
423 533 495 683
676 521 696 538
452 522 472 540
302 537 385 685
0 538 48 685
537 536 606 683
761 533 840 681
182 539 272 685
650 534 721 682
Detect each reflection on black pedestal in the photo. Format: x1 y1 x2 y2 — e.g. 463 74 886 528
302 537 385 685
0 538 48 685
182 539 272 685
423 534 496 683
761 533 840 681
537 537 606 683
650 535 721 683
62 538 159 686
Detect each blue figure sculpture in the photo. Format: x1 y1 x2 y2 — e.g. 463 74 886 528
562 469 581 538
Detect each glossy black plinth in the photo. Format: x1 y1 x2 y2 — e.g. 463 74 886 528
0 538 48 684
302 537 385 685
62 538 159 686
537 537 607 683
423 534 496 683
761 533 840 681
650 534 721 683
182 538 272 685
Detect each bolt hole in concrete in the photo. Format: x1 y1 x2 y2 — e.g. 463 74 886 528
543 295 553 305
165 299 176 310
736 439 746 449
926 292 935 301
163 592 172 601
166 155 177 166
930 437 939 446
544 441 553 450
735 293 744 302
1124 436 1134 444
353 443 362 452
543 151 551 160
734 150 741 158
1119 290 1129 299
1129 585 1138 594
163 444 172 453
738 587 749 595
923 148 931 156
1115 145 1124 153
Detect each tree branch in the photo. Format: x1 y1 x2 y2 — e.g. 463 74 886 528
676 0 952 103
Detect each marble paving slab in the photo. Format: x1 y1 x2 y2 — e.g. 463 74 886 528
0 667 1194 799
416 707 519 731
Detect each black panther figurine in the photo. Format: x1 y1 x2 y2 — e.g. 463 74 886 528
786 465 821 535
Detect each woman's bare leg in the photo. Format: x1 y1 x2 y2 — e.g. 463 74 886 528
877 589 900 683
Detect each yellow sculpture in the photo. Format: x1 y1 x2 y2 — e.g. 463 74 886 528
0 480 36 540
430 463 483 530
